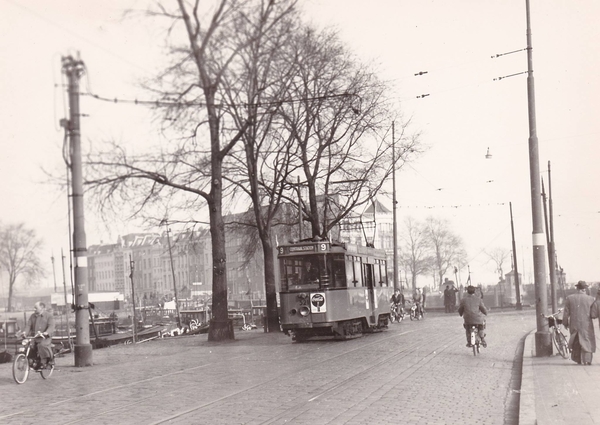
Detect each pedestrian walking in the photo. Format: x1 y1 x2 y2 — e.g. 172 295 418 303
444 285 452 313
449 285 458 312
562 281 598 365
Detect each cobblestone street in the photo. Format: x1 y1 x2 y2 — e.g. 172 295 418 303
0 310 534 425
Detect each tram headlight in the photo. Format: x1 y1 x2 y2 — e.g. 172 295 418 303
299 306 310 317
290 308 297 316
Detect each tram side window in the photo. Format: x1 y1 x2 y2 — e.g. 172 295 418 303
332 254 347 288
373 261 381 287
346 256 363 287
378 260 388 286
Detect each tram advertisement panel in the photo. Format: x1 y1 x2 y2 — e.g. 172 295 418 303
310 292 326 313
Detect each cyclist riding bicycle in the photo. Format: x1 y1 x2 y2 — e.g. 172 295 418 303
16 301 55 368
391 289 405 317
412 288 424 317
458 285 488 347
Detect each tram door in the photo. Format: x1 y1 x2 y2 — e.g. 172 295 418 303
363 263 376 324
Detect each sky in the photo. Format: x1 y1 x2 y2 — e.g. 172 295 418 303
1 0 598 291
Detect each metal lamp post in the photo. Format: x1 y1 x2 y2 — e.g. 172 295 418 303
525 0 551 356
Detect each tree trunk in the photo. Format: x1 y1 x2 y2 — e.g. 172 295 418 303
206 91 234 341
261 236 280 332
8 276 15 312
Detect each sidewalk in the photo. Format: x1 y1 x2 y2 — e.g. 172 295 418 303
520 330 600 424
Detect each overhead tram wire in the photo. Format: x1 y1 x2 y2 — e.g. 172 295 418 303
396 46 531 103
80 91 362 110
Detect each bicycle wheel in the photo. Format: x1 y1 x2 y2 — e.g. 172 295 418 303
12 354 29 384
471 330 478 356
554 330 570 359
41 364 54 379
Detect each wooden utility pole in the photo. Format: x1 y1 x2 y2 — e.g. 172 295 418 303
164 223 182 328
51 253 57 292
61 249 73 351
129 255 137 343
509 203 522 310
541 177 558 313
547 162 558 312
62 54 92 366
392 121 399 291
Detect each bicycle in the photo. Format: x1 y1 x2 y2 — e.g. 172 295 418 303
12 332 55 384
542 309 570 359
467 324 484 356
408 301 423 321
390 303 404 323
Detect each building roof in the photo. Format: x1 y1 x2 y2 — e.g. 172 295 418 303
363 199 391 215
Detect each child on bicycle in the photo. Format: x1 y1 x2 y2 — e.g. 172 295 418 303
458 285 488 347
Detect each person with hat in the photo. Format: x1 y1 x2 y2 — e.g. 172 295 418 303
563 280 597 365
458 285 488 347
17 301 55 367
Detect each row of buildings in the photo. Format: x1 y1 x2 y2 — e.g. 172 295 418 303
86 200 397 306
86 198 557 310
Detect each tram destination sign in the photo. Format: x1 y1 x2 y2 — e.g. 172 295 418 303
288 245 315 252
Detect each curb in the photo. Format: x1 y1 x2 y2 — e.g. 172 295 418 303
519 330 537 425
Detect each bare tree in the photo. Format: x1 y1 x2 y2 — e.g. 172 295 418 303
223 20 418 329
0 223 45 312
484 247 510 282
86 0 297 341
220 5 300 332
424 216 467 288
398 217 432 292
277 26 419 239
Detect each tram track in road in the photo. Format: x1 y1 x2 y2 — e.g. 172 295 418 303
1 321 444 424
149 327 427 424
151 322 454 424
257 326 459 425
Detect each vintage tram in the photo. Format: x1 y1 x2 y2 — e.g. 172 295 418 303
278 238 393 341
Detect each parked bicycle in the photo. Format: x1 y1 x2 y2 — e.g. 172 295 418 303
542 309 570 359
12 332 55 384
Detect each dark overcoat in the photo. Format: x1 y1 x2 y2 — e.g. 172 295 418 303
458 294 487 325
563 292 596 353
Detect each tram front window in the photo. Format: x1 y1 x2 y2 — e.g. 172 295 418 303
301 259 319 284
282 258 320 291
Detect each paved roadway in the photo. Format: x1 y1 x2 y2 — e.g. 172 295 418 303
0 310 535 425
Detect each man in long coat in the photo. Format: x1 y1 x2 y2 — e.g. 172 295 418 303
22 301 55 366
444 286 452 313
458 285 488 347
563 281 597 365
